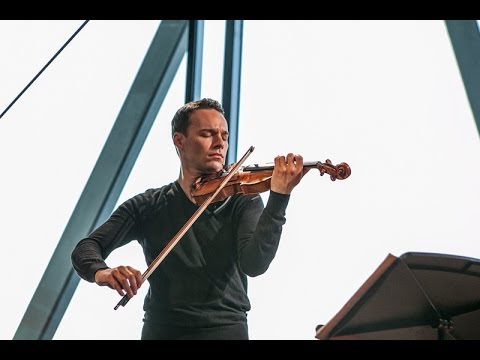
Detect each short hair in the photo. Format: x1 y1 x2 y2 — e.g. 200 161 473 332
171 98 225 138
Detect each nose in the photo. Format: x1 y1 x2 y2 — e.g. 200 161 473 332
213 132 227 149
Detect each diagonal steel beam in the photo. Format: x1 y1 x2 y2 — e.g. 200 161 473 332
445 20 480 136
13 20 188 340
223 20 243 165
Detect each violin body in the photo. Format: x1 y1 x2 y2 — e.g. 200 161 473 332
191 160 351 206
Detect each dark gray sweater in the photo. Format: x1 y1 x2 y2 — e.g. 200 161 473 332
71 180 289 328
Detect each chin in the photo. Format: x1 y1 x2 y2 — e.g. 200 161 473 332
196 162 220 175
207 161 225 173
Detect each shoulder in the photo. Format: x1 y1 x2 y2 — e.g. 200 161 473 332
142 183 175 200
121 183 176 211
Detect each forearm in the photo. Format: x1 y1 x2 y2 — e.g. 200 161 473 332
71 238 110 283
237 191 290 277
71 204 139 282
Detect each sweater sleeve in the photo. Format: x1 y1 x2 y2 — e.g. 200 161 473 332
236 190 290 277
71 199 140 283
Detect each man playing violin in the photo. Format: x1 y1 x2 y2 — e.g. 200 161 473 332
71 98 307 339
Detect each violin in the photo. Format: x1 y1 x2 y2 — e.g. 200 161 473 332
191 159 351 206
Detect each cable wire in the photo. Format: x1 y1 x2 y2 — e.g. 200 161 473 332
0 20 90 119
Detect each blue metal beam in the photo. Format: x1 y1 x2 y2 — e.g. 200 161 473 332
185 20 204 103
222 20 244 165
445 20 480 136
13 20 189 340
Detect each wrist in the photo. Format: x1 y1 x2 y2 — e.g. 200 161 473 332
94 267 109 284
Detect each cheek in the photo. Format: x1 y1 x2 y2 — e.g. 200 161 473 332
188 138 209 153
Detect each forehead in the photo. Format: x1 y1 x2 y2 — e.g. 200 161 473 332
189 109 228 130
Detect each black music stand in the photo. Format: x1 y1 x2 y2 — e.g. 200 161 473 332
315 251 480 340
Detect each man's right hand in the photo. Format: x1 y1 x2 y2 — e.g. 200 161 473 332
94 266 143 299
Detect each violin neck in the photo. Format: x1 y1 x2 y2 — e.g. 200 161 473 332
243 161 320 171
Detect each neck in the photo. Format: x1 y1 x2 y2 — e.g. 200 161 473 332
177 168 199 203
243 161 319 171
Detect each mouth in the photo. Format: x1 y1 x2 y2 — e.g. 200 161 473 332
208 154 224 161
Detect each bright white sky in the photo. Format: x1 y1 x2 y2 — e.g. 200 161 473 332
1 20 479 340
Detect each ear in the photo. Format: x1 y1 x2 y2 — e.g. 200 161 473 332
173 132 185 152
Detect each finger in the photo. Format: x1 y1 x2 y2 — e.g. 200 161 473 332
286 153 295 166
294 154 304 168
112 267 135 298
118 268 137 298
125 267 140 295
274 155 285 168
127 266 144 291
120 278 135 298
110 278 126 297
135 270 143 289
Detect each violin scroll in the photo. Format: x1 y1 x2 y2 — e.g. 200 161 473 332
318 159 351 181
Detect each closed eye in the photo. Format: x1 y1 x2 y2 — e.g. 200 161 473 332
199 130 229 141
